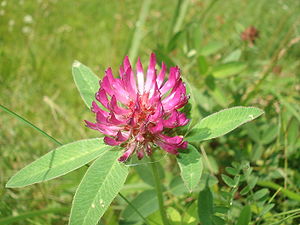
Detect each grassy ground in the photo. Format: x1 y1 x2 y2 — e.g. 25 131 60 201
1 0 300 224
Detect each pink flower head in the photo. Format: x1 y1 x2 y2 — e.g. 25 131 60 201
85 53 190 162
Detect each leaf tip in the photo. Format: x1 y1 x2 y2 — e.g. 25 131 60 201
72 60 81 68
252 107 265 118
5 180 15 188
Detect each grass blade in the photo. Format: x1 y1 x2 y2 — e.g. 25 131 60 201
0 104 61 145
0 207 69 225
128 0 152 62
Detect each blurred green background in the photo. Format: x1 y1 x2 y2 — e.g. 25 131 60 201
1 0 300 224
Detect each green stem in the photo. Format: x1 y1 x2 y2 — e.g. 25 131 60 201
150 155 169 225
119 193 150 225
128 0 152 63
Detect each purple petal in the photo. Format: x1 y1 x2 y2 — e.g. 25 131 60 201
105 68 115 83
109 95 131 115
116 131 129 142
123 56 131 71
91 101 109 117
85 120 121 136
107 112 125 125
163 110 178 128
136 149 144 160
148 119 164 133
122 66 137 99
158 134 184 145
102 75 130 105
118 142 136 162
96 88 109 109
163 110 189 128
104 136 122 146
154 139 178 155
157 62 166 88
160 67 180 95
177 112 190 126
96 111 109 124
148 102 163 122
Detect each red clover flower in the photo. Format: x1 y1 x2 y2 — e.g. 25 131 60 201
85 53 190 162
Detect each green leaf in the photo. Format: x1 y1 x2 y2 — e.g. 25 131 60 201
199 173 219 191
214 206 229 214
72 61 99 108
147 211 163 225
225 167 239 176
169 176 189 196
221 174 236 187
212 215 226 225
204 75 228 107
199 41 224 56
122 190 158 222
197 55 208 75
261 124 278 144
134 161 164 187
236 205 251 225
187 107 264 142
212 62 247 78
247 176 258 190
69 150 128 225
182 202 198 225
6 139 110 188
223 49 242 63
253 188 269 200
177 144 203 192
197 186 214 225
155 48 176 67
167 207 182 225
182 78 202 132
260 203 275 216
167 31 184 52
240 186 251 195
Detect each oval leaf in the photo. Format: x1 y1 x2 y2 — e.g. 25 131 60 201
236 205 251 225
212 62 247 78
122 190 158 222
253 188 269 200
69 150 128 225
169 176 189 196
221 174 236 187
177 144 203 192
197 186 214 225
134 162 165 187
187 107 264 142
6 139 110 188
199 41 224 56
72 61 99 108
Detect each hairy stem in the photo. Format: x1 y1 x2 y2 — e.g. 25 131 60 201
150 155 170 225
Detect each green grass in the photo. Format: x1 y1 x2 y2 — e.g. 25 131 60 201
1 0 300 224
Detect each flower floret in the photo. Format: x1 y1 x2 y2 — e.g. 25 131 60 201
85 53 190 162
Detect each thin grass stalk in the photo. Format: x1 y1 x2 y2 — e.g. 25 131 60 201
128 0 152 63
